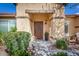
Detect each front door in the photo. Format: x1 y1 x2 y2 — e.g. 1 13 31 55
34 21 43 39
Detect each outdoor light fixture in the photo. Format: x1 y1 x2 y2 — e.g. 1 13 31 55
45 20 47 24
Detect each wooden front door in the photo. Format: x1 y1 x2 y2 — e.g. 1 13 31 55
34 21 43 39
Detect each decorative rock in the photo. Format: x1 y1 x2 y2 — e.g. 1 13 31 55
28 40 79 56
49 49 77 56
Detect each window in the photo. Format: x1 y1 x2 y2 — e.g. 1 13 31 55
64 20 69 36
0 20 8 32
64 22 68 33
0 19 16 32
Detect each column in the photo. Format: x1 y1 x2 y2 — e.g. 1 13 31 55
16 13 32 34
52 4 65 39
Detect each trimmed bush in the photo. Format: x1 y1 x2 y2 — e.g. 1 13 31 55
51 52 68 56
2 32 31 56
0 32 2 41
45 32 49 41
56 38 68 50
0 32 4 45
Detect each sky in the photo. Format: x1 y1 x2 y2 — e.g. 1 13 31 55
0 3 79 15
65 3 79 15
0 3 16 13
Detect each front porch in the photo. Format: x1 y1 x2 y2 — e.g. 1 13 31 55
16 3 65 40
29 13 52 40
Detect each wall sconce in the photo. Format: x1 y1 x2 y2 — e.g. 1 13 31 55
45 20 47 24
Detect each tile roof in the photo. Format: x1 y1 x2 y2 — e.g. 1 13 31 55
0 13 15 18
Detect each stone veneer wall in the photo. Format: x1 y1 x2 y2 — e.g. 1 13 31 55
52 4 65 39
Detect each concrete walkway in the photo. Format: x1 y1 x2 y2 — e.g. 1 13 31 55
0 46 8 56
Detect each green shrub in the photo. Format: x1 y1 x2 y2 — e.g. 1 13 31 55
10 26 17 32
2 32 31 56
45 32 49 41
0 32 4 45
51 52 68 56
0 32 2 43
56 38 68 50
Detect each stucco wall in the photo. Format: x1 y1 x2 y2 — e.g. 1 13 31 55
16 17 32 34
74 17 79 33
16 3 55 17
66 17 79 36
66 17 75 36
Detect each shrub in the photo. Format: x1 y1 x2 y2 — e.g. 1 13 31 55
56 38 68 50
45 32 49 41
0 32 2 39
51 52 68 56
2 32 31 56
10 26 17 32
0 32 4 45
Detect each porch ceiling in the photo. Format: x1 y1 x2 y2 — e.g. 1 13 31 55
29 13 53 21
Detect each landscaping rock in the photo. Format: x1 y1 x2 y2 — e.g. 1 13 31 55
29 40 79 56
49 49 77 56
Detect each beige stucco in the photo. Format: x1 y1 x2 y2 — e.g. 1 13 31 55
66 17 75 36
16 13 32 34
66 16 79 36
74 17 79 33
16 3 55 17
